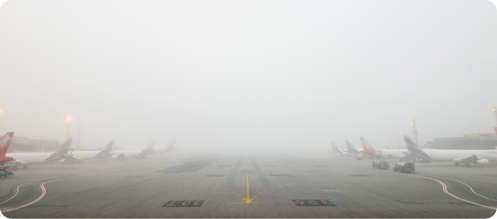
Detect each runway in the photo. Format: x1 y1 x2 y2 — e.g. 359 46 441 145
1 152 496 218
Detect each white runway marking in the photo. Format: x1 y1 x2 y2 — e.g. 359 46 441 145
452 179 497 202
409 174 497 210
334 160 497 210
0 184 28 205
2 182 48 212
1 168 124 213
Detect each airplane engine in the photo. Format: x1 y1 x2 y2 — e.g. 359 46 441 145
64 155 81 163
476 159 489 165
117 153 127 160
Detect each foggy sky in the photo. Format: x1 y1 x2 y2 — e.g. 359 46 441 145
1 0 497 152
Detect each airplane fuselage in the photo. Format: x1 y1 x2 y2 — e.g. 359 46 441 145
422 149 497 162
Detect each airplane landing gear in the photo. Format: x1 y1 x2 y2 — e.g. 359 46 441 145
0 169 14 177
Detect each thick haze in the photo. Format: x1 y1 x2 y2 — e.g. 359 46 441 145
0 0 497 153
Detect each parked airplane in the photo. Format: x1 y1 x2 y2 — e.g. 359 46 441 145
360 137 412 161
160 136 177 153
359 137 376 159
331 142 344 156
94 140 114 160
404 136 497 166
0 132 15 177
70 140 115 160
7 138 78 169
344 140 363 159
114 141 155 160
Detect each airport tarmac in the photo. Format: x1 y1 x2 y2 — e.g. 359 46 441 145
0 153 496 218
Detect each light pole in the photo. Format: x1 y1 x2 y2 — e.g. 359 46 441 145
411 117 418 146
492 107 497 126
66 116 73 138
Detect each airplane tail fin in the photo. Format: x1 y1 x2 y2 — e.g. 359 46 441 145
164 135 177 152
0 132 14 157
360 137 375 151
403 135 431 161
331 142 343 154
140 141 155 156
494 127 497 136
56 138 73 154
102 140 114 152
345 140 354 150
331 142 338 150
404 136 420 152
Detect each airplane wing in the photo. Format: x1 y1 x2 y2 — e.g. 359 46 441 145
454 154 489 166
454 155 477 163
13 158 30 165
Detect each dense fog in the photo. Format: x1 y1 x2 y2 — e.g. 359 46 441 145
1 0 497 153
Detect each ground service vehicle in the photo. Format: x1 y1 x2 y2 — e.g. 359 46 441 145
372 160 389 169
393 162 415 174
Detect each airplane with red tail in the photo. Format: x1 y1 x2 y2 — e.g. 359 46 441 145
114 141 155 160
0 132 15 177
360 137 376 159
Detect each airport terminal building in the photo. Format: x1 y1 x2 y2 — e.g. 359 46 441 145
426 133 497 150
8 136 60 152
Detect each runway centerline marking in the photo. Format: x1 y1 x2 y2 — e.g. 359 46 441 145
166 173 247 201
166 158 322 204
245 162 252 203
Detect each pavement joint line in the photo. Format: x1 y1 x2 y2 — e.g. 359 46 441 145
166 173 247 201
248 167 322 202
166 158 323 204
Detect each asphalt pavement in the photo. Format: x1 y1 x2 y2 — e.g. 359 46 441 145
1 152 496 218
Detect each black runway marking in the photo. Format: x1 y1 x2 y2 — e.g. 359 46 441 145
292 200 336 206
162 200 204 207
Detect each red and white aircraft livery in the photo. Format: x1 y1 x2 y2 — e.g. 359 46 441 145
359 137 376 158
114 141 155 160
360 137 411 160
161 136 177 153
0 132 15 177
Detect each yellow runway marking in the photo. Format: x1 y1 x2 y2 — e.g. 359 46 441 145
228 202 267 204
245 162 253 203
167 173 247 201
166 159 322 205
